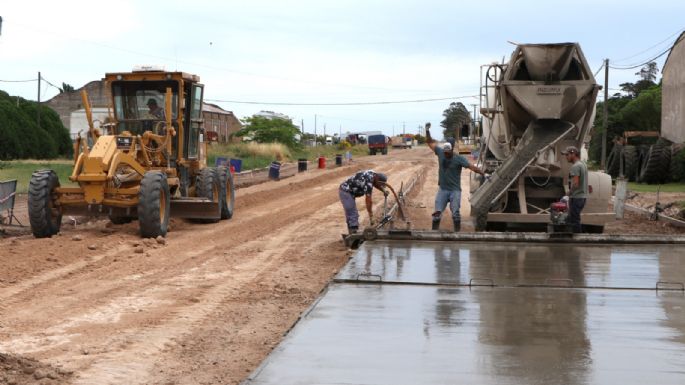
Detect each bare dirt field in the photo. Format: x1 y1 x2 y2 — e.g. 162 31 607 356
1 147 684 385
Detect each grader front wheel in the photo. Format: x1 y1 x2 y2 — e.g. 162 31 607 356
138 171 170 238
28 170 62 238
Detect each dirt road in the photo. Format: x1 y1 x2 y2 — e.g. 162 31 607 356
1 147 683 385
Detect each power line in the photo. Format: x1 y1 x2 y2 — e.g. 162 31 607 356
0 78 37 83
593 62 605 78
608 45 673 70
609 32 683 70
613 27 684 64
205 95 477 106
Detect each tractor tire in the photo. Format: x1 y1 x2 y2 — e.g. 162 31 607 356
28 170 62 238
670 144 685 182
195 167 221 223
138 171 170 238
109 215 133 225
606 144 622 178
621 145 639 181
639 143 671 184
217 166 235 220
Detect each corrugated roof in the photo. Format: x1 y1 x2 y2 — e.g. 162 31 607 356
203 102 234 115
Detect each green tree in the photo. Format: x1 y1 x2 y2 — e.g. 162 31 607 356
440 102 471 139
636 61 659 83
60 83 75 93
236 115 301 149
0 90 72 159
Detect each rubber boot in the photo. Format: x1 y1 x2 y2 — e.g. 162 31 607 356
431 211 441 230
453 220 461 232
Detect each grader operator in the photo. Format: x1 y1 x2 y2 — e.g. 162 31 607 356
28 68 235 238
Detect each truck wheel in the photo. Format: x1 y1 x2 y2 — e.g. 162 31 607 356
217 166 235 219
196 167 221 223
138 171 170 238
28 170 62 238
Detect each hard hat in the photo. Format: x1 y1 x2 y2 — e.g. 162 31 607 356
442 142 452 151
561 145 579 155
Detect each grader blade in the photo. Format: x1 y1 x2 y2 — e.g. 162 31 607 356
170 198 221 220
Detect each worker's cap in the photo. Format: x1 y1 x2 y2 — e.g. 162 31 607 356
375 173 388 183
146 98 158 106
442 142 453 151
561 146 580 155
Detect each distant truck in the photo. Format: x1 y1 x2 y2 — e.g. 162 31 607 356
368 134 388 155
391 135 412 149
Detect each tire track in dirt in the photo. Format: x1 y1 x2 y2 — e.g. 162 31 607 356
0 152 427 384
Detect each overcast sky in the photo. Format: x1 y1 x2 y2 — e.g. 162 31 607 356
1 0 683 138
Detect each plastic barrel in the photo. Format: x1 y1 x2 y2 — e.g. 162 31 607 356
335 154 343 166
229 158 242 173
298 158 308 172
215 156 228 167
268 161 281 180
318 156 326 169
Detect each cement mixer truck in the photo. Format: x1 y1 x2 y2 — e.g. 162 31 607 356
470 43 613 232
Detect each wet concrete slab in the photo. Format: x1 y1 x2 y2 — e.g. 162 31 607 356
246 283 685 385
336 240 685 289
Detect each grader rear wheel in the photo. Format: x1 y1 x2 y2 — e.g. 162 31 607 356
217 166 235 220
138 171 170 238
195 168 221 223
28 170 62 238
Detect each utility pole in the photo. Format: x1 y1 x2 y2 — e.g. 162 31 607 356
402 121 405 135
470 103 478 139
300 119 304 135
601 58 609 170
314 114 317 147
37 71 41 129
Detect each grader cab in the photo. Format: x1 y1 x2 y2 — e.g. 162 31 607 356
29 68 235 238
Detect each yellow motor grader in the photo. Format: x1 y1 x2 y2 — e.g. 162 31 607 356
28 68 235 238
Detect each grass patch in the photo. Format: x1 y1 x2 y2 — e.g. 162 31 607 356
0 160 75 194
627 182 685 193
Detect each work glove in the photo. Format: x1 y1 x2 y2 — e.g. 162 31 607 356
484 173 492 181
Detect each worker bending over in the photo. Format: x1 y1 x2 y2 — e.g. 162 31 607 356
339 170 388 234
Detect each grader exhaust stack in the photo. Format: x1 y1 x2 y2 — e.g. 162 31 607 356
471 43 613 232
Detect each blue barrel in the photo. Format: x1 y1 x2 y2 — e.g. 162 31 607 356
335 154 343 166
214 156 228 167
268 161 281 180
229 158 242 173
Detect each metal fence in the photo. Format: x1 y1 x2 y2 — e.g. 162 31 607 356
0 179 21 226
